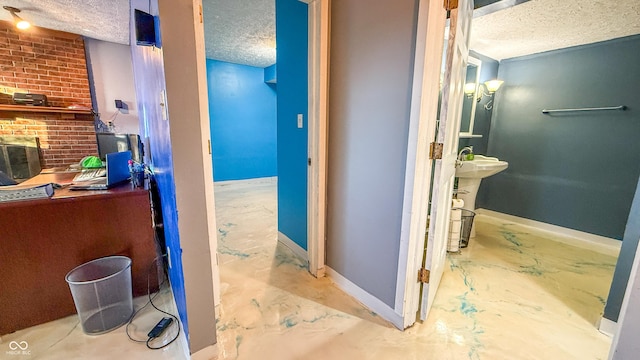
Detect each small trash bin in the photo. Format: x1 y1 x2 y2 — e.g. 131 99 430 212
65 256 133 335
460 209 476 248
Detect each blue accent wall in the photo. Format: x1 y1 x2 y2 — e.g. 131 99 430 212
264 63 277 84
129 0 188 338
478 35 640 240
206 60 277 181
275 0 308 250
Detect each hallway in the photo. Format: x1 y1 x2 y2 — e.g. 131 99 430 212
214 178 616 359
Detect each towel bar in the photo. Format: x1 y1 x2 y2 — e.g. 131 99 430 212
542 105 627 114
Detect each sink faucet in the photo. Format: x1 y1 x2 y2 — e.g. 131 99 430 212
458 146 474 161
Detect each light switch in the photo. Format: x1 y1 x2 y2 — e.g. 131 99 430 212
160 90 168 121
297 114 303 128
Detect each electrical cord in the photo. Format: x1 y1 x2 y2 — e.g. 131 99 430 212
125 254 181 350
125 254 166 343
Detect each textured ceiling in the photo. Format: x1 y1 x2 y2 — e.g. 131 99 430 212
0 0 275 68
0 0 129 45
470 0 640 60
4 0 638 68
202 0 276 68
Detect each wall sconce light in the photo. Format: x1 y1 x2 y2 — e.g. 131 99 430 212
464 83 477 97
3 6 31 30
464 79 504 110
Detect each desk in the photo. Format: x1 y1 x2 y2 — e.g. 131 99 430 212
0 172 159 335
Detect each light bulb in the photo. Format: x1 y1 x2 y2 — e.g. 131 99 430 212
464 83 476 95
484 80 504 94
16 20 30 30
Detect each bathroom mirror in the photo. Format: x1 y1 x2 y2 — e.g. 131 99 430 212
459 56 482 138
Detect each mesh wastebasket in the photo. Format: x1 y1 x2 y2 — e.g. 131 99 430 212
459 209 476 248
65 256 133 335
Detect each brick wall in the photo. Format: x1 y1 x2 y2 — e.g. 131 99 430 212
0 21 97 168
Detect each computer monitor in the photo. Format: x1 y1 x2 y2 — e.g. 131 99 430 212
135 9 157 46
127 134 144 163
96 133 144 163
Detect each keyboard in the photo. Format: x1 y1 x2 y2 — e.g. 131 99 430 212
73 168 106 182
0 183 55 203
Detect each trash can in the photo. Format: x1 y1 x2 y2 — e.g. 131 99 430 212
459 209 476 248
65 256 133 335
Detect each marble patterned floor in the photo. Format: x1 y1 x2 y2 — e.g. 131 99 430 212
0 285 189 359
2 177 617 359
213 177 618 360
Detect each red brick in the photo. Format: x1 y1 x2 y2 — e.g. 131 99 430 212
13 119 35 125
10 50 36 58
16 73 41 80
26 79 50 86
47 70 69 78
31 43 56 51
2 124 26 131
3 32 19 40
39 85 62 92
37 64 60 72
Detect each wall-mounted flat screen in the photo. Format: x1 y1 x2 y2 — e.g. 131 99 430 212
135 9 156 46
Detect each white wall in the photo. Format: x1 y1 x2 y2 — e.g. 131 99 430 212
157 0 219 354
85 38 140 134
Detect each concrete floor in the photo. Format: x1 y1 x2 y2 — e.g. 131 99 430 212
1 177 617 359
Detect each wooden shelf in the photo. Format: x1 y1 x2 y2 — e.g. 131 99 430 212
0 104 93 115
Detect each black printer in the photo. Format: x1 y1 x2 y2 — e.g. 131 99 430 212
13 93 49 106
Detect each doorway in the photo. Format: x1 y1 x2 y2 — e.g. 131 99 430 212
203 0 329 309
399 0 632 342
461 0 638 336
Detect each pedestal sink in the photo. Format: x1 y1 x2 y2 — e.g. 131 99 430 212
455 155 508 237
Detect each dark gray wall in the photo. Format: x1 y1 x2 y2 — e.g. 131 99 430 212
459 50 499 155
477 35 640 239
604 176 640 322
327 0 418 308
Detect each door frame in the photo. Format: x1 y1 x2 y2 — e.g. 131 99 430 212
305 0 330 278
394 0 448 328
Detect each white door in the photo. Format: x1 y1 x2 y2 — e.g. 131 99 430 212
419 0 473 320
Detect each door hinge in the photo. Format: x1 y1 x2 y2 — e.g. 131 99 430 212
429 142 443 160
418 268 430 283
308 157 312 166
208 140 211 155
444 0 459 11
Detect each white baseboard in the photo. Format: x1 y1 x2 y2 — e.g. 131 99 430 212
214 176 277 186
278 232 308 263
475 209 621 257
325 266 404 330
598 316 617 337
